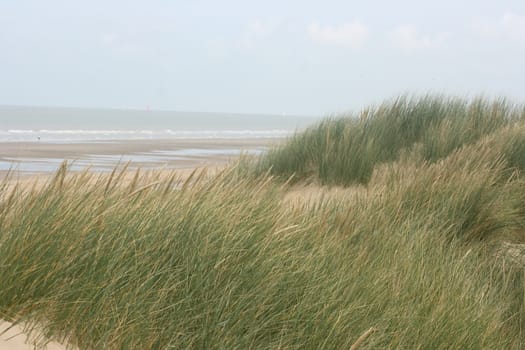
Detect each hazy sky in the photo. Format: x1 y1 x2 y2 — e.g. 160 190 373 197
1 1 524 115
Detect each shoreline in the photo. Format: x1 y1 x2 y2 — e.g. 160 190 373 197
0 137 281 176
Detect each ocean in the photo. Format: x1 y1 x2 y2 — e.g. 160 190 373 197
0 106 319 142
0 106 321 173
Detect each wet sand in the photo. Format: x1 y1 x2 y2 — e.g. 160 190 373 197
0 137 280 176
0 138 276 158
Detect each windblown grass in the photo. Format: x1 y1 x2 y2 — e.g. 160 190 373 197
250 95 525 185
2 95 525 348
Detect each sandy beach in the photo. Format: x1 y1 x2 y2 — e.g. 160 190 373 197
0 138 276 159
0 137 280 177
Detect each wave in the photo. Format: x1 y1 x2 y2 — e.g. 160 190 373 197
0 129 292 142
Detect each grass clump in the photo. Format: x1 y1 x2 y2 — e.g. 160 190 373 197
251 95 525 185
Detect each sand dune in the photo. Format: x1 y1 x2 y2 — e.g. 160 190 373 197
0 138 271 349
0 321 69 350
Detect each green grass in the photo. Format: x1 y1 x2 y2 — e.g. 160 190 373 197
250 95 525 185
2 95 525 348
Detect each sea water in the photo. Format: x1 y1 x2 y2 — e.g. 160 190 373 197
0 106 319 142
0 106 320 172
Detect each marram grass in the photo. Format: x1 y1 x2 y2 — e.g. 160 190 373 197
248 95 525 185
2 96 525 349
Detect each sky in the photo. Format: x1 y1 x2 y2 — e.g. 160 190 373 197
1 0 524 116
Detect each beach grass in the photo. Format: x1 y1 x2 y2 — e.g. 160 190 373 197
2 95 525 348
249 95 525 185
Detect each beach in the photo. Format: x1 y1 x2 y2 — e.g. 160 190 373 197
0 137 279 177
0 104 316 176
